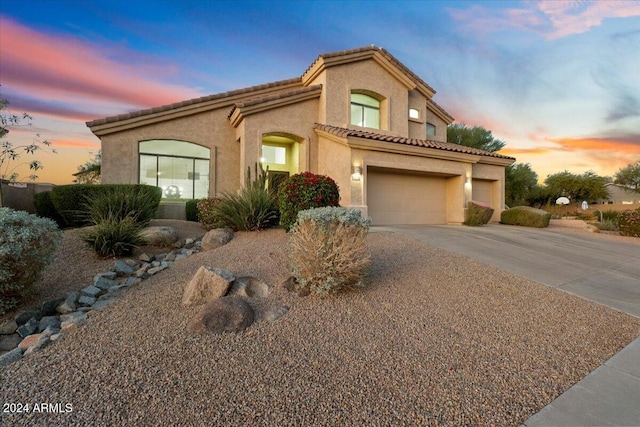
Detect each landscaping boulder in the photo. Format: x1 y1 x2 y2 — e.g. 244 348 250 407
188 296 254 334
141 226 179 246
0 320 17 335
230 276 270 298
201 228 234 251
182 266 234 306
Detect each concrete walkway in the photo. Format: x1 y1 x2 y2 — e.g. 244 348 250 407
378 224 640 426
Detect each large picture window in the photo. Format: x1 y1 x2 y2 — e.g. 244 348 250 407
139 140 210 200
350 93 380 129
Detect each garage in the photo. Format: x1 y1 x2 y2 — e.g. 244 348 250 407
472 179 494 206
367 167 447 225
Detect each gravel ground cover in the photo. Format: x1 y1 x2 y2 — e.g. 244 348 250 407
1 224 638 426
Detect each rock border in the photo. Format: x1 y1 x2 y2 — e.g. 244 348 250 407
1 235 205 369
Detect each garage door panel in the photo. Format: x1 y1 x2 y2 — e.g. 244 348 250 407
367 170 446 225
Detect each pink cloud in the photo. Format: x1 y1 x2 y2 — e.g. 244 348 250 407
447 0 640 40
0 17 203 113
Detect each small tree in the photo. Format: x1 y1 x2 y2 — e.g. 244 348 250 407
543 170 609 202
447 123 506 153
505 163 538 207
614 161 640 192
73 150 101 184
0 97 55 207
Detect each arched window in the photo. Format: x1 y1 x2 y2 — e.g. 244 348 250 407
139 140 210 199
350 93 381 129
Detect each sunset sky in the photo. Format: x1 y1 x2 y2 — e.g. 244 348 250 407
1 0 639 184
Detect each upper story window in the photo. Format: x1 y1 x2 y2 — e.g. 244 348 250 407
350 93 380 129
426 122 436 137
409 108 420 120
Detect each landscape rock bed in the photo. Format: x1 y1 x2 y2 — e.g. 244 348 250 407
0 237 203 368
1 227 638 426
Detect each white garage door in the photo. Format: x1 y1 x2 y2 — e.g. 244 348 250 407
367 168 447 225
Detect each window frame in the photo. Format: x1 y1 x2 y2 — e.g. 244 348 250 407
350 92 382 129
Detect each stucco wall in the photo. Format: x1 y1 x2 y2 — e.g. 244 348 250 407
235 98 319 185
321 60 411 136
316 136 352 205
100 109 240 197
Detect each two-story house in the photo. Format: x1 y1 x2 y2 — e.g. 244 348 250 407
87 46 515 225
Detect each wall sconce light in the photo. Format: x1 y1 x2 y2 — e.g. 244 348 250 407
351 165 362 181
259 157 266 164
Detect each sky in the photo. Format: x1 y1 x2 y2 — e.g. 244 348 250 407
1 0 639 185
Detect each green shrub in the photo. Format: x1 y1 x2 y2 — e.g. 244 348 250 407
289 207 370 297
278 172 340 231
602 210 619 222
33 191 65 227
186 199 202 222
464 200 494 226
0 208 62 315
204 185 278 231
83 185 161 227
616 209 640 237
50 184 161 227
500 206 551 228
81 214 145 258
197 198 223 230
595 219 618 232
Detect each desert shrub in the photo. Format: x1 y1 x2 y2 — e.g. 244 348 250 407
50 184 161 227
0 208 62 315
289 206 370 297
464 200 494 226
83 185 161 227
602 210 619 222
204 185 278 231
81 214 145 258
501 206 551 228
197 198 223 230
595 219 618 232
278 172 340 231
33 191 65 227
186 199 202 222
616 209 640 237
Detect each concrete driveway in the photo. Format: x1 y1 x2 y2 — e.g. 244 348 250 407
376 224 640 426
378 224 640 317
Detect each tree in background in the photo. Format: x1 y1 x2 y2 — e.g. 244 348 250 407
447 123 506 153
614 161 640 192
543 170 610 203
73 150 101 184
505 163 538 207
0 97 55 207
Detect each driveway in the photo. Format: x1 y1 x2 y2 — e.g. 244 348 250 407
377 224 640 426
377 224 640 318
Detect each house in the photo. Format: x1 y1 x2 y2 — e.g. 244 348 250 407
599 183 640 205
86 46 515 225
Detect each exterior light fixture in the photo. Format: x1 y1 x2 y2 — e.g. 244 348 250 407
351 165 362 181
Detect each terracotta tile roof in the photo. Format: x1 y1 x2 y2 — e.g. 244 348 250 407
313 123 515 160
227 85 322 119
86 77 302 127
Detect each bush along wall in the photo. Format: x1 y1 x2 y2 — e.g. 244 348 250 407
616 208 640 237
33 191 65 227
0 208 62 315
464 201 494 226
500 206 551 228
278 172 340 231
288 206 370 297
50 184 161 228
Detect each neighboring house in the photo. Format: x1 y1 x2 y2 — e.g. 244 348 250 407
599 183 640 205
87 46 515 225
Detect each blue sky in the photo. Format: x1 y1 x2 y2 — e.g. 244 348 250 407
1 0 639 184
